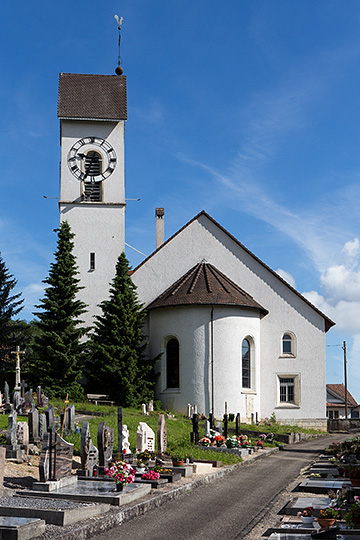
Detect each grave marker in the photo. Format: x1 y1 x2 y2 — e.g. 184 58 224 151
16 421 29 446
6 411 17 446
39 428 74 482
45 405 54 430
97 421 114 475
80 422 98 477
235 413 240 437
148 400 154 413
29 407 40 444
122 425 131 456
39 414 47 440
191 413 199 444
157 414 167 456
136 422 155 453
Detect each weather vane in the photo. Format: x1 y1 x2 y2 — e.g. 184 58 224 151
114 15 124 75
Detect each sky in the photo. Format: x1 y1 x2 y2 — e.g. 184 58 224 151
1 1 360 400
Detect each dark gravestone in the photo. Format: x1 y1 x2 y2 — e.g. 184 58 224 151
223 414 228 439
80 422 98 476
190 413 199 444
3 382 9 406
157 414 167 456
67 405 75 432
39 428 74 482
209 413 214 430
28 407 40 443
97 421 114 476
39 414 47 440
45 406 54 430
37 386 42 407
235 413 241 437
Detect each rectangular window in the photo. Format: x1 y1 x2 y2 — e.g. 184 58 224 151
90 252 95 271
279 377 295 403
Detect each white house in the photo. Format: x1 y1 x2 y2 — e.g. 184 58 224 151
132 211 334 429
326 384 358 419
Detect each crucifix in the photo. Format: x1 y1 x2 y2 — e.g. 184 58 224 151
11 346 25 392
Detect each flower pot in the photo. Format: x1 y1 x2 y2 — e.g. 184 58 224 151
301 516 314 526
316 517 336 528
351 479 360 487
115 483 124 492
173 460 184 467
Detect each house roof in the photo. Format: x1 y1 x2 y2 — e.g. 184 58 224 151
133 210 335 332
146 262 269 314
326 384 358 407
58 73 127 120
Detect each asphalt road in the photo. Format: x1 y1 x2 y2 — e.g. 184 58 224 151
91 434 351 540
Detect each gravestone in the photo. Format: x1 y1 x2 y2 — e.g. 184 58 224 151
187 404 192 418
209 412 214 430
235 413 240 436
61 404 75 433
13 390 21 411
6 411 17 446
16 421 29 446
205 420 211 437
28 407 40 443
97 421 114 476
141 403 147 416
223 414 228 439
157 414 167 456
148 400 154 413
39 428 74 482
216 421 223 435
39 414 47 440
24 389 35 411
45 405 54 430
122 425 131 455
191 413 199 444
37 386 42 407
80 422 98 477
136 422 155 453
3 382 9 406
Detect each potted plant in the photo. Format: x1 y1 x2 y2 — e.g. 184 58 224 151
172 456 185 467
317 507 340 528
104 460 136 492
344 465 360 487
297 506 314 525
345 498 360 528
136 449 153 470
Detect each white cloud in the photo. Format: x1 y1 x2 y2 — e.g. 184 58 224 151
342 238 360 259
276 268 296 288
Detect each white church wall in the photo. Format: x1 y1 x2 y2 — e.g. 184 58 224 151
133 213 329 426
148 305 261 418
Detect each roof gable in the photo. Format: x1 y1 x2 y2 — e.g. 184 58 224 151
133 210 335 331
326 384 358 407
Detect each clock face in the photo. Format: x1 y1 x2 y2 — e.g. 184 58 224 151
67 136 117 182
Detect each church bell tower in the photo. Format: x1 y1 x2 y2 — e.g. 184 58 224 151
57 71 127 325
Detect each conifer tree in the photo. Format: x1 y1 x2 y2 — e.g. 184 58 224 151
31 221 88 400
87 252 158 406
0 253 24 366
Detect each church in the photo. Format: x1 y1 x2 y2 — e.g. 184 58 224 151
57 67 334 430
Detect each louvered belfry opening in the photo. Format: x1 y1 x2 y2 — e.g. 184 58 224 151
83 182 102 202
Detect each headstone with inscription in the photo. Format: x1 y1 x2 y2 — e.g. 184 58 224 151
17 421 29 446
157 414 167 456
80 422 98 477
45 405 54 430
97 421 114 476
136 422 155 453
28 407 40 443
39 428 74 482
39 414 47 440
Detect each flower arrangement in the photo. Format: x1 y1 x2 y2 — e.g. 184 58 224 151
153 466 173 475
344 465 360 479
105 461 136 486
142 470 160 480
225 437 239 448
214 435 225 447
259 432 274 443
136 449 153 466
319 507 340 519
345 497 360 527
256 440 263 448
199 437 211 447
297 507 314 517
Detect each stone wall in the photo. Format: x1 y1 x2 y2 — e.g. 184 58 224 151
328 418 360 432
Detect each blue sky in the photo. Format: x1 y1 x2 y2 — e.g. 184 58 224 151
1 1 360 400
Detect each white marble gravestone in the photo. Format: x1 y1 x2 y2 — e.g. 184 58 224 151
122 425 132 455
136 422 155 453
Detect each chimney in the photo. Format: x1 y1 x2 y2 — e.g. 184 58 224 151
155 207 165 249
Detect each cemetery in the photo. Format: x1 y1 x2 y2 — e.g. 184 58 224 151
0 375 347 539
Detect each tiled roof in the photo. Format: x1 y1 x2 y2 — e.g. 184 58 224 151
326 384 358 407
146 262 268 314
133 211 335 332
58 73 127 120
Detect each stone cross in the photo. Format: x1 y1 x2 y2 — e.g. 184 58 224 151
11 346 25 391
157 414 167 456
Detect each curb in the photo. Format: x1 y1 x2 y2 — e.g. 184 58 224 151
44 447 279 539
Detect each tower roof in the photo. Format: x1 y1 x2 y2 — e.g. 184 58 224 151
146 261 268 314
58 73 127 120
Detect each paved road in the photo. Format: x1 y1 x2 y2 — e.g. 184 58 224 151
91 434 350 540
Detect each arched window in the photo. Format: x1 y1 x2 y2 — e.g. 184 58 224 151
242 338 251 388
282 333 295 356
166 338 179 389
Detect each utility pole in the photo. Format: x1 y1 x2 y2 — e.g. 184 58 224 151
343 341 348 419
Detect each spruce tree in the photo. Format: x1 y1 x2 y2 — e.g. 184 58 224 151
31 221 88 400
0 253 24 366
87 252 157 407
